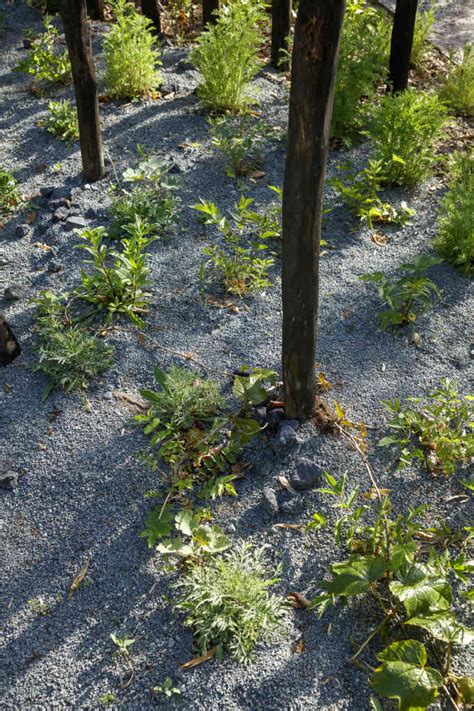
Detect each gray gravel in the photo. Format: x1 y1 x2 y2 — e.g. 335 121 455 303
1 3 473 710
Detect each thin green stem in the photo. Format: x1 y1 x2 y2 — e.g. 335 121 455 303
350 616 390 663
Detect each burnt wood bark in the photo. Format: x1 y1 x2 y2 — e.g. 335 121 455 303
271 0 291 70
86 0 106 20
59 0 104 182
141 0 161 34
282 0 345 419
202 0 220 27
388 0 419 92
0 314 21 366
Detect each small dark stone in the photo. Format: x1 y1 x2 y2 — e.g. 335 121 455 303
35 196 49 208
263 487 279 514
47 260 62 274
279 493 305 516
15 224 30 239
53 207 69 222
177 58 194 72
40 186 54 198
85 207 99 219
169 163 183 174
290 459 322 491
267 408 285 428
0 471 19 489
0 313 21 366
51 186 71 201
23 38 33 49
4 284 24 301
276 422 298 448
65 215 86 230
160 82 177 96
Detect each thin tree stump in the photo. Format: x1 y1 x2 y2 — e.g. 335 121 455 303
388 0 419 92
202 0 220 27
271 0 291 71
141 0 161 34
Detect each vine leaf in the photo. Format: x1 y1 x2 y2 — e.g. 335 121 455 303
389 564 451 616
453 675 474 704
322 555 385 596
405 611 474 645
370 639 443 711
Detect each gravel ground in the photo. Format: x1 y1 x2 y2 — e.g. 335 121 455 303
0 3 473 710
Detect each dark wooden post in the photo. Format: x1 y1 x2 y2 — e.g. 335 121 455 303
388 0 419 92
202 0 220 27
141 0 161 34
86 0 106 20
271 0 291 71
282 0 345 420
59 0 104 182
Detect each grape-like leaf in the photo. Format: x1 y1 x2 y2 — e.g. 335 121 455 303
405 610 474 645
322 555 385 597
371 640 443 711
389 564 451 616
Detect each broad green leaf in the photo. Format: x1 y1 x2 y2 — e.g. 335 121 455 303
406 610 474 645
140 504 174 547
452 675 474 704
377 435 403 447
175 509 201 537
388 543 417 571
322 555 385 597
389 564 451 616
371 640 443 711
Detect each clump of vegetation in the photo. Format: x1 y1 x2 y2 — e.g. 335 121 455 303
332 0 389 141
330 159 415 230
433 153 473 275
0 170 22 221
15 16 70 89
164 0 194 43
193 196 275 296
440 45 474 117
153 677 181 698
109 155 178 239
191 0 265 111
32 291 113 397
310 478 474 710
361 254 442 330
209 115 266 179
368 90 449 185
173 543 288 664
38 99 79 142
379 378 474 476
76 218 158 325
411 6 435 69
103 0 162 99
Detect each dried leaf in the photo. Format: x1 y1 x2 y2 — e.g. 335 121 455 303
112 390 146 412
316 372 332 392
180 647 216 670
371 231 390 246
292 638 306 654
37 442 47 451
273 523 305 532
288 592 312 608
26 211 37 224
248 170 266 180
276 475 297 494
68 559 90 599
33 242 52 252
268 400 284 410
363 487 391 500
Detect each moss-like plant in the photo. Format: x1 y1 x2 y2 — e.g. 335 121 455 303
103 0 162 99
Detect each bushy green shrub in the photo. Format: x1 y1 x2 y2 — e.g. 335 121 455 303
433 153 474 275
440 45 474 117
0 170 22 221
411 6 435 68
368 90 449 185
15 16 70 88
332 0 390 141
173 543 288 663
191 0 265 112
103 0 162 99
38 99 79 141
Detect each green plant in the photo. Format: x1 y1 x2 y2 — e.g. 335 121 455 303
193 196 274 296
32 290 113 397
309 479 474 709
191 0 265 111
368 90 449 185
76 219 158 325
99 692 116 707
330 159 415 230
164 0 194 43
332 0 390 141
379 378 474 476
38 99 79 142
109 157 178 239
433 152 474 275
0 170 22 221
439 45 474 117
173 543 289 663
103 0 162 98
209 115 266 178
110 633 135 659
153 676 181 698
361 254 442 330
411 6 435 69
28 596 51 615
143 506 231 557
15 16 70 88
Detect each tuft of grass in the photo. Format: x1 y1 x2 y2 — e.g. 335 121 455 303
173 543 288 664
433 153 474 276
440 45 474 117
103 0 162 99
38 99 79 142
368 89 449 185
191 0 265 112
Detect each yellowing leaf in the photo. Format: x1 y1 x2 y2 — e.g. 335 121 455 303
68 558 90 599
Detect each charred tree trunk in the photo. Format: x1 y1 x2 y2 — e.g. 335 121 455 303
141 0 161 34
282 0 345 420
271 0 291 71
202 0 220 27
0 314 21 366
388 0 419 92
60 0 104 182
86 0 106 20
